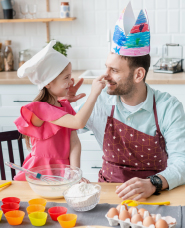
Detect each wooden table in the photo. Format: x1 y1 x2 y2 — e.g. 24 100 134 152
0 181 185 206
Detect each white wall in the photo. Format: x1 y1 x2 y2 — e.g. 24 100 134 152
0 0 185 71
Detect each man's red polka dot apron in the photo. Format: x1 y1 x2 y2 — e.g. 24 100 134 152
98 96 168 183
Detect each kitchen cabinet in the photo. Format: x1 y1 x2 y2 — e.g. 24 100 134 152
1 82 185 181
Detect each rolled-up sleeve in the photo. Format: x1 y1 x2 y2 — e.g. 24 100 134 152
158 98 185 190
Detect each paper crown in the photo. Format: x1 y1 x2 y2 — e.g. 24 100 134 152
111 2 150 57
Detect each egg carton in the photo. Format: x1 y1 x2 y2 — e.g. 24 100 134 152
105 207 177 228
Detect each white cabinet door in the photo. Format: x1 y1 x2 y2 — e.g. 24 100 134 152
81 159 102 182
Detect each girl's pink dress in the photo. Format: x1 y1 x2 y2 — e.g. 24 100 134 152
14 99 76 181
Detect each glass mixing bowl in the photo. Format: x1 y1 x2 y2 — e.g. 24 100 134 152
25 164 82 199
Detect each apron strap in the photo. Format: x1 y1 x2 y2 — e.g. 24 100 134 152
153 95 161 133
110 105 115 118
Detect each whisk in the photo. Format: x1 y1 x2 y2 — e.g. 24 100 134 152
5 162 67 185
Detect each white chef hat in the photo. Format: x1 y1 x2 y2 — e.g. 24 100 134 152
17 40 70 90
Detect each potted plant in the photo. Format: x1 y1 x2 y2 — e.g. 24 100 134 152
51 41 72 57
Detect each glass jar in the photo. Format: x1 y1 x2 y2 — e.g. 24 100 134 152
4 40 14 71
0 43 4 71
160 58 168 71
19 50 31 68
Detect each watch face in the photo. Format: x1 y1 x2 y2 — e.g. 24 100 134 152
154 176 161 184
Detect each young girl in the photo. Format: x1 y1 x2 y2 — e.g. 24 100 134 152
14 40 106 181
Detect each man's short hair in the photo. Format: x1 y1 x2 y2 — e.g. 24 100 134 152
121 54 151 82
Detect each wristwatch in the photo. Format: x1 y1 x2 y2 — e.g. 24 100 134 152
147 175 163 195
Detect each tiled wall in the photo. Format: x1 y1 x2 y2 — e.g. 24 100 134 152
0 0 185 70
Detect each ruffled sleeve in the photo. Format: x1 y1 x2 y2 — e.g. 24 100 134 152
14 100 73 140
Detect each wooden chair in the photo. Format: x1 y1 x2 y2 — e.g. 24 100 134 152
0 130 25 180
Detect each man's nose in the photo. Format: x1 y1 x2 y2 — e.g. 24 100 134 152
105 69 111 80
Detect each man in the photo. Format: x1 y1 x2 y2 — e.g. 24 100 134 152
66 3 185 200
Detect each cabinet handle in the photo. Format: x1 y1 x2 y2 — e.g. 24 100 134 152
90 133 94 135
91 166 102 169
13 101 32 102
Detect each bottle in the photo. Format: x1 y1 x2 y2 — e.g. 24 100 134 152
4 40 14 71
0 43 4 71
60 2 70 18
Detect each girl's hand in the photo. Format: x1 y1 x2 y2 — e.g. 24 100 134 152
61 78 86 103
80 177 90 183
91 75 106 97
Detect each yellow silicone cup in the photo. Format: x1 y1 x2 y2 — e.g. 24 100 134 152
0 210 3 221
5 210 25 226
28 198 47 207
28 212 47 227
27 205 45 214
57 214 77 228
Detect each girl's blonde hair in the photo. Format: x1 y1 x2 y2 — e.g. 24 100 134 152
24 87 55 150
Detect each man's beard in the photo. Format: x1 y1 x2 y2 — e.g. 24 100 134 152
107 71 135 96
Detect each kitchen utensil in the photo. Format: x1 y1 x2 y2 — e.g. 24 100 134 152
121 200 170 206
25 164 82 199
1 202 20 214
0 210 3 221
1 0 15 10
63 184 101 212
28 212 47 226
5 210 25 225
28 198 47 207
153 43 184 74
27 205 45 214
0 181 12 189
57 214 77 228
5 161 67 184
48 206 67 221
2 197 20 204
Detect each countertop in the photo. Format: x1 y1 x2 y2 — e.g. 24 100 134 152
1 70 185 85
0 181 185 206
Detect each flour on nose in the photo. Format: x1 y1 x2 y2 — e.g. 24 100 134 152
117 76 121 81
61 82 68 88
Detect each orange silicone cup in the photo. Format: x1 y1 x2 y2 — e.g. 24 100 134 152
5 210 25 225
27 204 45 214
28 198 47 207
57 214 77 228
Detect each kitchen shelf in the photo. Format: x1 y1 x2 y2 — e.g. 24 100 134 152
0 17 76 42
0 18 76 23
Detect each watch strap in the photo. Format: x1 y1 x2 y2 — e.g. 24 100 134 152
147 175 162 195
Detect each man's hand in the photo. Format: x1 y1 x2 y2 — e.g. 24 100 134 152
115 177 156 201
62 78 86 103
